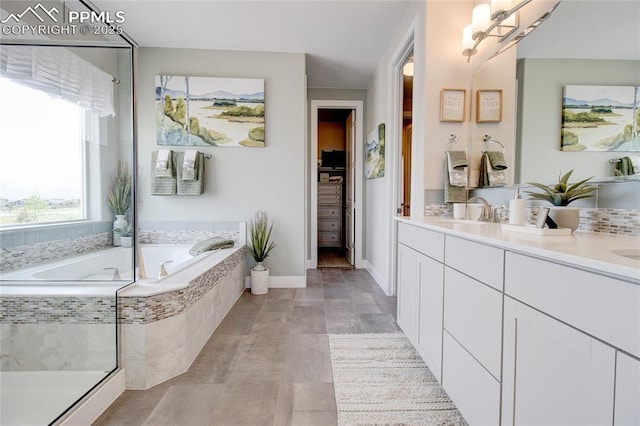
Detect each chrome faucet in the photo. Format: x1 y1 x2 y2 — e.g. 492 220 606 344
158 260 173 279
467 196 492 222
104 267 121 281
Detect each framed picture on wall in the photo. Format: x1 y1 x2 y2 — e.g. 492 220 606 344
476 89 502 123
440 89 466 122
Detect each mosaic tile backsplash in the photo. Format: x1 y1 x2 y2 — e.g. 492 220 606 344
424 204 640 237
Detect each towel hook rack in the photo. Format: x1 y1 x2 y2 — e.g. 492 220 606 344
443 134 459 152
481 134 505 153
609 158 622 164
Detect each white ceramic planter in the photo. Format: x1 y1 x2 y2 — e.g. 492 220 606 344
121 236 132 247
251 268 269 295
549 207 580 232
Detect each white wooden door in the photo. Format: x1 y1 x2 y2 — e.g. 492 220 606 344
502 297 616 426
345 110 355 265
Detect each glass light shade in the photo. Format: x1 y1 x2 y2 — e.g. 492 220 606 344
472 3 491 36
462 24 475 50
402 61 414 77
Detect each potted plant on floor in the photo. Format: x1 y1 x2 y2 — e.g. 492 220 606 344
107 162 132 246
247 211 276 295
525 169 596 231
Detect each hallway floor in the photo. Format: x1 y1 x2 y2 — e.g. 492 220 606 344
94 268 399 425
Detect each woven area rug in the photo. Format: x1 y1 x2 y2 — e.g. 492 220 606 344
328 333 467 425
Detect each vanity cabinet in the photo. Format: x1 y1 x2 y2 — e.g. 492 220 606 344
396 222 444 379
615 351 640 425
394 218 639 426
502 297 616 426
442 237 504 425
504 251 640 425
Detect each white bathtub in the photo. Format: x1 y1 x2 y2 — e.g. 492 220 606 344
135 243 240 288
0 247 134 284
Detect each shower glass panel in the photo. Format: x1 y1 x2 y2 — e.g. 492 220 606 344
0 16 135 423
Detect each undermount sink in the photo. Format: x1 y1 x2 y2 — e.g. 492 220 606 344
611 249 640 260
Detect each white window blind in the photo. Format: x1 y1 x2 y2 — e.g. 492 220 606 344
0 45 114 116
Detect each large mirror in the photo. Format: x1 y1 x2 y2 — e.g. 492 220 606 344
472 0 640 185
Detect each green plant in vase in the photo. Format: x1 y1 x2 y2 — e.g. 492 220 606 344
525 169 596 206
247 211 276 271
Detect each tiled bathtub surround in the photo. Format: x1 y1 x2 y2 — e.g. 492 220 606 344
118 248 246 324
0 221 113 273
138 220 245 245
119 246 247 389
0 297 117 371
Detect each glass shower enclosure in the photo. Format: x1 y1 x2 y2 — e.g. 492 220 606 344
0 1 136 424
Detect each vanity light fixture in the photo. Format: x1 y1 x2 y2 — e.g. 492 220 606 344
462 0 529 62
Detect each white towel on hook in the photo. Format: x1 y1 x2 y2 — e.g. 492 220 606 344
182 150 199 181
156 149 170 171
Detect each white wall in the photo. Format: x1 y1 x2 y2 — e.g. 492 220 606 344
516 58 640 184
136 48 307 279
365 1 474 295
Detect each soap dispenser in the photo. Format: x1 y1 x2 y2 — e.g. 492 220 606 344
509 187 526 225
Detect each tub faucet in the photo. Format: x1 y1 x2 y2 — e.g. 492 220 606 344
467 196 492 222
104 267 121 281
158 260 173 279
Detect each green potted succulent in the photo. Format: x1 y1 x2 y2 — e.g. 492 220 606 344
525 169 596 231
107 162 132 246
120 224 133 247
247 211 276 295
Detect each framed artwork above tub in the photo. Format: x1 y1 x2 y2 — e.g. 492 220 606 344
156 75 265 147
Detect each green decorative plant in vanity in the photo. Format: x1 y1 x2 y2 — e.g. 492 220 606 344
247 211 276 295
526 169 596 231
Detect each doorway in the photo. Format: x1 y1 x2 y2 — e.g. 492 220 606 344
401 53 414 216
310 100 364 270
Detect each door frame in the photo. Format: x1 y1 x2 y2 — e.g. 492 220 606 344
310 100 364 269
388 30 415 296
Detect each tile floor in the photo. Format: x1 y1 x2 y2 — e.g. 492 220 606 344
94 268 399 425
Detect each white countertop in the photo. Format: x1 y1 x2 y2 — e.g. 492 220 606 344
396 216 640 284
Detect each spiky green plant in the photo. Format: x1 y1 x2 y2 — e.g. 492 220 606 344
107 162 132 215
526 169 596 206
247 211 276 268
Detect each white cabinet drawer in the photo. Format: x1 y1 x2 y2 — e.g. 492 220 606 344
445 236 504 291
318 183 341 195
397 222 444 262
318 194 341 205
444 267 502 378
318 207 340 218
505 251 640 358
615 351 640 425
442 331 501 426
318 219 341 232
318 231 340 246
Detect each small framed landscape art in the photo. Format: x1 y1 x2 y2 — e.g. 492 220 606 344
440 89 466 122
156 75 265 147
365 123 385 179
561 85 640 152
476 89 502 123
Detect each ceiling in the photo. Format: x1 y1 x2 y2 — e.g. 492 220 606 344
91 0 413 89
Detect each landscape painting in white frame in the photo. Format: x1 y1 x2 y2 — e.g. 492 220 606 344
156 75 265 147
561 85 639 152
365 123 385 179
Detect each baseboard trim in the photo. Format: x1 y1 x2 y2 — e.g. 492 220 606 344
58 368 125 426
244 275 306 289
364 260 391 296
